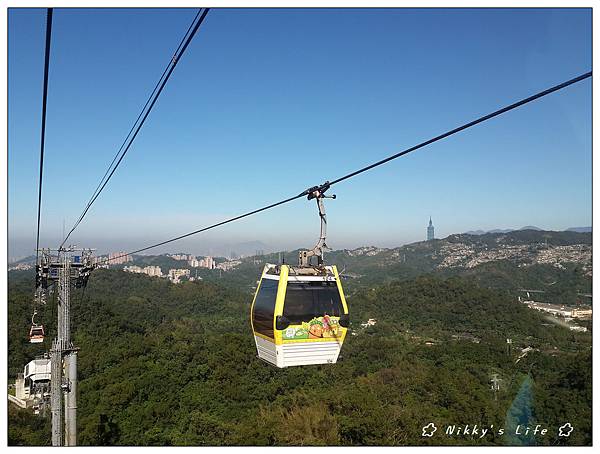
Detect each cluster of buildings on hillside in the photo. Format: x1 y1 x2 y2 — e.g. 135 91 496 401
216 259 241 271
189 256 214 269
107 252 132 265
169 254 215 269
522 299 592 319
535 246 592 275
102 252 216 270
8 263 34 271
347 246 386 257
169 254 193 261
111 249 243 282
123 265 162 277
437 241 592 271
167 269 190 283
123 265 197 284
520 297 591 332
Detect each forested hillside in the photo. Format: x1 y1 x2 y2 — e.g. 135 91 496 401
93 230 591 305
8 268 591 446
254 230 592 304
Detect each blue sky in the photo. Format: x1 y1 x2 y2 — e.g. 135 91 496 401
8 8 592 257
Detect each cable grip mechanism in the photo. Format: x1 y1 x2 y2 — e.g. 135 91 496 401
299 181 336 267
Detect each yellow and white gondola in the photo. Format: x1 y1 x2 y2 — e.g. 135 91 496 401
251 263 349 367
250 182 349 368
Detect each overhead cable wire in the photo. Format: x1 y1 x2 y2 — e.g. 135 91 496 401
98 193 305 264
98 71 591 264
60 8 210 249
329 71 592 186
35 8 53 262
69 9 203 233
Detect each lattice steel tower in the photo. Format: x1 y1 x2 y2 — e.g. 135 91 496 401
37 247 94 446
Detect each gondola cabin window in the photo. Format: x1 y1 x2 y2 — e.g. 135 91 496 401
252 278 278 338
283 281 343 325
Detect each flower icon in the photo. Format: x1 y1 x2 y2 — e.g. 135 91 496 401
422 422 437 437
558 423 573 437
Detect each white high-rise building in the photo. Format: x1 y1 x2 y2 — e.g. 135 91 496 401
145 266 162 277
109 252 132 264
124 265 143 273
124 265 162 277
168 268 190 283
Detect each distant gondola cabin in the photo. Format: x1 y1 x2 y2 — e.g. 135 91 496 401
29 325 45 343
250 263 349 368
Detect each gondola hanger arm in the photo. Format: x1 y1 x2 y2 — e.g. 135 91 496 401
299 181 336 267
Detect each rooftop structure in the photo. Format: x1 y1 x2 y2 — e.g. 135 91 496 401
12 357 52 414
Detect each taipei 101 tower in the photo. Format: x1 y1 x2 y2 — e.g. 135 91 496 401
427 217 435 241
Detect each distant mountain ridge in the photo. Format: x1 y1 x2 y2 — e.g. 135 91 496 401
566 226 592 233
251 228 592 274
8 255 35 265
328 228 592 305
220 228 590 306
465 226 590 235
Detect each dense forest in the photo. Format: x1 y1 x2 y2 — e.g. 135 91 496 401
8 266 591 446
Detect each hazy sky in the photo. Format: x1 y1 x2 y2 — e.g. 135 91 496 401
8 8 592 257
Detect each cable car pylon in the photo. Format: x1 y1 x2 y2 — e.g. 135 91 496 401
37 247 95 446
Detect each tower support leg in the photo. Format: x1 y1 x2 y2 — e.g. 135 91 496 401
64 352 77 446
50 340 62 446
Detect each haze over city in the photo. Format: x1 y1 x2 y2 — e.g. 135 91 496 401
9 8 591 258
